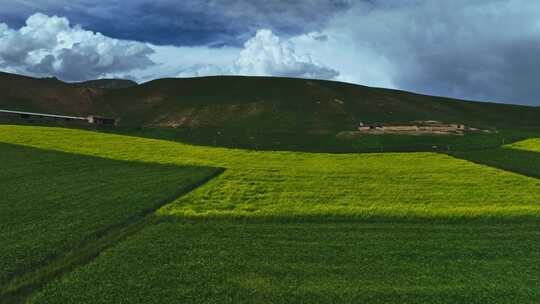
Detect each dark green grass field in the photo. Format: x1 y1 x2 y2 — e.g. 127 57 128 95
94 126 535 153
0 143 218 289
28 221 540 304
1 125 540 303
450 145 540 179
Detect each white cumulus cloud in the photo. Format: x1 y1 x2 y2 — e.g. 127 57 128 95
234 29 339 79
161 29 339 81
0 15 339 83
0 13 155 81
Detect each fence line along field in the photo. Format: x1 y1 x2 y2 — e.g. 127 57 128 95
0 142 218 289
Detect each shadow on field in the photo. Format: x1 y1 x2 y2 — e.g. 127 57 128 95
448 147 540 179
0 142 224 303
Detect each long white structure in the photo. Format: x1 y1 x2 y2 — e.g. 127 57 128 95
0 109 87 121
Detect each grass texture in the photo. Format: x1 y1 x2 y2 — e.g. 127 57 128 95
1 125 540 303
29 221 540 304
0 142 217 285
1 125 539 221
450 145 540 180
507 138 540 153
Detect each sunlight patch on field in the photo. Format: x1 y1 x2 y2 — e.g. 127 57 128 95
1 125 539 220
506 138 540 153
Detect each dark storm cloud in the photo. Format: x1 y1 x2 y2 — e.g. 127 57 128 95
0 0 352 46
334 0 540 105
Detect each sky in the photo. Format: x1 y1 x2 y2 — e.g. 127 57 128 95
0 0 539 105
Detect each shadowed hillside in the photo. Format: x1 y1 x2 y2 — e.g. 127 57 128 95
0 72 104 115
98 76 540 132
72 79 138 90
1 72 539 151
2 72 539 131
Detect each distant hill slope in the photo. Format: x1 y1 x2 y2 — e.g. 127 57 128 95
98 76 540 132
1 72 539 133
0 72 103 115
72 79 138 90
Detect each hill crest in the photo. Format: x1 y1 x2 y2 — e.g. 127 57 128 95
1 72 539 134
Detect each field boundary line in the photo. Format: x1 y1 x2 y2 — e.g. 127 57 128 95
446 148 540 180
0 167 225 304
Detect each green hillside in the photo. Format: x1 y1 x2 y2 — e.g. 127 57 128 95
71 79 138 90
1 72 539 152
99 76 540 132
0 72 103 115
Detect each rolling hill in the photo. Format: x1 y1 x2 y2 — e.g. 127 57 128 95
106 76 540 131
71 79 138 90
1 71 539 152
1 71 539 131
0 72 104 115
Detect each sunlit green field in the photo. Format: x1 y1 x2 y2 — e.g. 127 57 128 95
2 125 540 220
508 138 540 153
1 124 540 303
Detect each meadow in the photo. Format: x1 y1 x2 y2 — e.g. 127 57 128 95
2 125 540 220
507 138 540 153
29 221 540 304
1 124 540 303
0 142 218 297
101 126 527 153
450 145 540 179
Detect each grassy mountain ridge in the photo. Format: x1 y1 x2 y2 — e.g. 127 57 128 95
71 79 138 90
101 76 540 131
1 72 539 132
1 72 539 151
0 72 103 115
